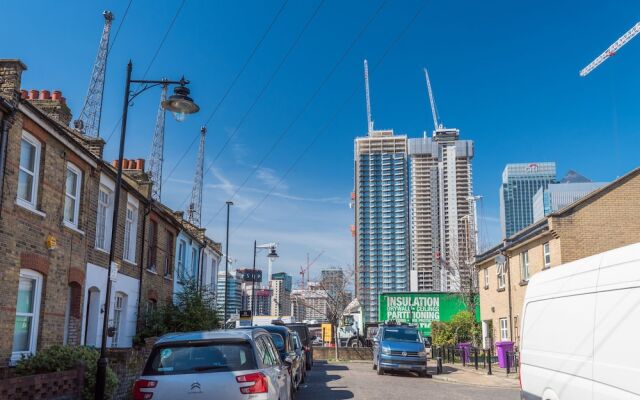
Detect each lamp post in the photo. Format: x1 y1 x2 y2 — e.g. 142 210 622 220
95 61 199 400
251 242 278 324
223 201 233 329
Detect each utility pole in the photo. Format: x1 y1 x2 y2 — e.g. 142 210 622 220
74 10 114 135
188 126 206 226
223 201 233 329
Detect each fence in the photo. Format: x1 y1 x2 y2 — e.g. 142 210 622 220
0 364 85 400
431 345 519 376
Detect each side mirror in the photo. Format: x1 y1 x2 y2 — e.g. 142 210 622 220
284 356 293 366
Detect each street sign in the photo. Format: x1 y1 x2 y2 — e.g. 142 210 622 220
240 310 252 320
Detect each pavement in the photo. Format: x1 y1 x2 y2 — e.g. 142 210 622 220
297 361 521 400
431 364 520 388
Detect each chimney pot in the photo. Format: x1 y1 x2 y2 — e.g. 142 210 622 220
52 90 62 100
112 160 119 169
39 90 51 100
136 159 145 170
20 90 28 99
29 90 39 100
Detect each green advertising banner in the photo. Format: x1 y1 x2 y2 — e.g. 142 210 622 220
378 292 480 337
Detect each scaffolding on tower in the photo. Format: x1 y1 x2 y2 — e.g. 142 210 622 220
74 10 114 136
148 85 168 201
187 126 207 226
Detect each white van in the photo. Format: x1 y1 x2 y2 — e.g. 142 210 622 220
520 242 640 400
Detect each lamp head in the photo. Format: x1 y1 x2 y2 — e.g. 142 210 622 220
162 83 199 121
267 247 279 261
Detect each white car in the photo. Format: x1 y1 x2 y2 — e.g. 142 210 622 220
134 329 293 400
520 242 640 400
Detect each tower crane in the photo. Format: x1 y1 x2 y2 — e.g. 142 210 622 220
74 11 114 135
580 21 640 77
298 250 324 289
423 67 442 132
364 59 374 134
187 126 206 226
148 85 168 201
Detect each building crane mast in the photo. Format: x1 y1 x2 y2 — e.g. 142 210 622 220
423 67 442 132
580 21 640 77
148 84 168 201
299 250 325 289
187 126 206 226
364 59 374 134
74 10 114 135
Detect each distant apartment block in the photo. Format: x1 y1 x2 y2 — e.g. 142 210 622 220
354 129 409 322
270 278 291 317
408 128 474 292
500 162 556 238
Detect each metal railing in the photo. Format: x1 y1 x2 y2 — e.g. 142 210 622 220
431 345 520 376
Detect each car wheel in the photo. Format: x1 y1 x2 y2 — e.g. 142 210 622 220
290 382 295 400
419 370 428 378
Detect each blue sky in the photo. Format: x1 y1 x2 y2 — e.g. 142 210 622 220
3 1 640 283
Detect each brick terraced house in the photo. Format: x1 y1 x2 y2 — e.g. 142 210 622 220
0 59 222 366
476 167 640 349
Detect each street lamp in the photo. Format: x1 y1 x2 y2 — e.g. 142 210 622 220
223 201 233 329
251 242 278 324
95 61 199 400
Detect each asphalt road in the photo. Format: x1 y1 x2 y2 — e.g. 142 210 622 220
297 361 521 400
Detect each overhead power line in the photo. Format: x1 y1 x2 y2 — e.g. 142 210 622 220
162 0 291 187
201 0 389 226
232 0 428 234
105 0 188 144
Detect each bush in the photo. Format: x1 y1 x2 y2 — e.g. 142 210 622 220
15 345 118 400
135 278 219 344
431 310 482 346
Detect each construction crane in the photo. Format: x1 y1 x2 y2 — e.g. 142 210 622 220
74 10 114 135
187 126 206 226
148 84 168 201
580 21 640 77
423 67 442 132
364 59 374 134
299 251 324 289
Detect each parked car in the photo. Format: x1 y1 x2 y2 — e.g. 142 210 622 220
520 242 640 400
133 329 292 400
291 331 307 386
286 323 315 370
372 322 429 377
240 325 304 392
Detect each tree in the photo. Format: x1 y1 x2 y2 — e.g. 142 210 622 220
431 310 481 346
296 267 355 359
135 278 218 343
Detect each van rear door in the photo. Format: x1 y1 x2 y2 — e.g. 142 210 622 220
592 246 640 400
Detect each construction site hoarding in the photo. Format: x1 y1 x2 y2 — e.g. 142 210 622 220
378 292 480 338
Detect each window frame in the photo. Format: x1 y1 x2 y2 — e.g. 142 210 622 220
177 240 186 278
543 242 551 269
190 248 197 277
123 200 138 264
499 318 509 341
497 262 506 289
11 269 43 363
95 185 112 251
112 292 126 347
483 268 489 289
63 162 82 228
521 251 529 282
17 131 42 210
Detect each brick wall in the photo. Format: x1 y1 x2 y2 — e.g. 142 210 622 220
477 169 640 349
0 106 95 364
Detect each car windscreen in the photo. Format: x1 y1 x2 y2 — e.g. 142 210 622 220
288 325 308 344
293 334 302 350
383 328 420 342
270 333 285 350
144 341 256 375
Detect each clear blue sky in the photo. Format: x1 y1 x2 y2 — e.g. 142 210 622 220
3 1 640 282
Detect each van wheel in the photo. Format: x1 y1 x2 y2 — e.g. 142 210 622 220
419 370 427 378
372 362 376 370
376 362 384 375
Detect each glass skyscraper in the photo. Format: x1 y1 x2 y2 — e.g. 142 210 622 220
500 162 556 238
355 130 409 322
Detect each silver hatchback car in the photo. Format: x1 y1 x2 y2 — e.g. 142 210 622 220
134 329 292 400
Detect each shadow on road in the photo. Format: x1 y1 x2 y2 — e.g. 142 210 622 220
297 361 355 400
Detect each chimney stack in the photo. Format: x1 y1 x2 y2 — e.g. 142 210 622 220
25 88 73 127
0 59 27 106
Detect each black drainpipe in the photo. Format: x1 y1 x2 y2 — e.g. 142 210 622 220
136 202 151 322
0 104 16 219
